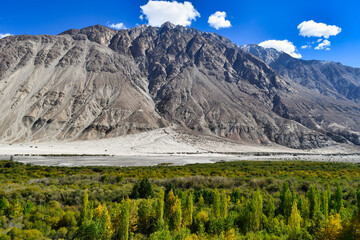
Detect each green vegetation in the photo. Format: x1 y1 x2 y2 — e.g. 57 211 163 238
0 159 359 239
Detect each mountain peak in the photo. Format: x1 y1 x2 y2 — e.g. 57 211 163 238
160 21 176 29
241 44 283 64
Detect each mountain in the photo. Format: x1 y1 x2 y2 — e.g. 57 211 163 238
242 44 360 104
0 23 360 149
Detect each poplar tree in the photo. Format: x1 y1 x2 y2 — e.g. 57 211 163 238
356 187 360 214
165 189 176 220
298 194 310 220
173 198 182 231
165 190 182 230
138 199 155 235
280 182 292 217
308 184 320 219
220 190 228 219
182 192 193 227
198 195 205 211
288 201 302 236
213 189 221 219
284 189 293 220
266 195 276 219
80 190 93 225
155 190 165 228
118 199 130 240
334 183 343 213
94 204 113 240
249 189 263 232
322 187 330 221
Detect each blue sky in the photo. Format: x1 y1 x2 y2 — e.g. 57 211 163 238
1 0 359 67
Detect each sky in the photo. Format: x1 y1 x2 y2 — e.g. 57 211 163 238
1 0 360 67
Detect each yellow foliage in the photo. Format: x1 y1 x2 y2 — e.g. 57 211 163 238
318 214 342 240
94 204 114 240
225 228 236 240
94 204 106 217
185 234 201 240
196 210 209 223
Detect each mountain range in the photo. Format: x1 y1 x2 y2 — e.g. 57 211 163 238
0 23 360 149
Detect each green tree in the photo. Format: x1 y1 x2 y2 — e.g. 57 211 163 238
8 228 44 240
130 178 154 199
308 184 320 219
182 192 193 227
10 197 22 219
23 200 33 215
138 199 156 235
57 210 78 236
213 189 220 219
266 195 276 220
284 188 293 220
280 182 290 214
155 190 165 228
356 187 360 214
334 183 343 213
165 190 182 231
118 199 130 240
0 197 10 216
220 190 228 219
288 200 302 231
80 191 93 225
298 194 310 220
93 204 113 240
248 189 263 232
173 198 182 231
322 187 330 221
198 195 205 211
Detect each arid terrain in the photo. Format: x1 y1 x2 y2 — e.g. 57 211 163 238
1 127 360 166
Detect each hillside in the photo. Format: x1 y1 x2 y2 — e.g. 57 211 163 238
0 23 360 149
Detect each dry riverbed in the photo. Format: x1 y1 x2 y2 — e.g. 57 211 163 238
1 127 360 167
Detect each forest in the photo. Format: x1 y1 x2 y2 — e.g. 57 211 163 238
0 158 359 239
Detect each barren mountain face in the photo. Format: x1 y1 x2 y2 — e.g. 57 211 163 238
242 44 360 104
0 23 360 148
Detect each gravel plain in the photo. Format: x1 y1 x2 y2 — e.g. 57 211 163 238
1 127 360 167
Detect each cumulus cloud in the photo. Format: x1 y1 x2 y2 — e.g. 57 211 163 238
108 23 126 30
297 20 341 38
259 40 302 58
0 33 12 39
315 39 331 50
208 11 231 30
140 0 200 27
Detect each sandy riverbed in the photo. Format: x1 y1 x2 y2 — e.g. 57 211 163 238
1 127 359 167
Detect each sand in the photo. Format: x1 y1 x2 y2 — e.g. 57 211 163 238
0 127 360 166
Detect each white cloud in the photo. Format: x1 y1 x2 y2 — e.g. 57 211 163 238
301 45 310 49
259 40 302 58
297 20 341 38
140 1 200 27
139 15 144 21
108 23 126 30
315 39 331 50
208 11 231 30
0 33 12 39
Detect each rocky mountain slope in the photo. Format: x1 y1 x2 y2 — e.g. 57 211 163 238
242 44 360 104
0 23 360 149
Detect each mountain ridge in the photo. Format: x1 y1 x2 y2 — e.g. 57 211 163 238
0 24 359 149
241 44 360 104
